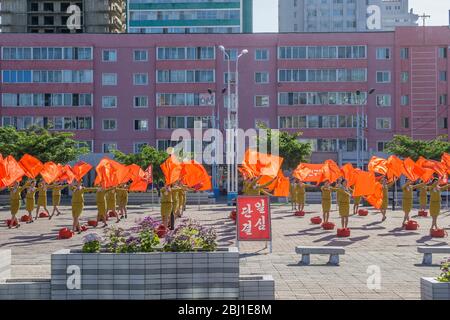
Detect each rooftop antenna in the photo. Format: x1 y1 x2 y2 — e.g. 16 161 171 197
418 13 431 43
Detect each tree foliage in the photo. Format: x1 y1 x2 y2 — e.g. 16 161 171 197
112 145 168 183
385 135 450 161
0 126 88 164
256 123 312 170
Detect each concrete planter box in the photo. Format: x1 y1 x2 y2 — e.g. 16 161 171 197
239 275 275 300
421 277 450 300
51 247 239 300
0 250 11 282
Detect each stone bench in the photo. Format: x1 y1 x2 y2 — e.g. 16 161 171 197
295 246 345 266
418 246 450 265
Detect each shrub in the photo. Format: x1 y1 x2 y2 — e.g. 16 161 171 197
164 219 217 252
437 258 450 283
82 233 103 253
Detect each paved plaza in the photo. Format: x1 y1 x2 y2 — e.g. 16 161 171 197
1 201 449 300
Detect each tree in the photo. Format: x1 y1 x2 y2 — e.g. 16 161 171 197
0 126 88 164
256 123 312 170
385 135 450 161
112 145 168 183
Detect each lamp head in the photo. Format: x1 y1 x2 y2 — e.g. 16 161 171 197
208 89 213 95
369 88 376 94
241 49 249 55
218 45 226 52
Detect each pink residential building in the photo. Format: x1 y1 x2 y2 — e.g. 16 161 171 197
0 27 449 165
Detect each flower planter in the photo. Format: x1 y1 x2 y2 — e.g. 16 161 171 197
421 277 450 300
294 211 305 217
50 247 239 300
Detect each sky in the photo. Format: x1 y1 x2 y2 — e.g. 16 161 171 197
254 0 450 32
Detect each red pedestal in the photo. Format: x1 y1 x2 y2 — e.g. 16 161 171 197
430 229 447 238
156 225 168 238
404 220 419 231
87 220 98 227
311 216 323 225
337 228 351 238
58 228 73 239
358 209 369 216
418 211 429 217
39 212 49 218
6 219 18 227
295 211 306 217
20 215 31 222
322 222 335 230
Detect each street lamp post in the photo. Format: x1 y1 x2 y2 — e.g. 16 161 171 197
208 87 227 198
219 45 248 205
356 89 375 169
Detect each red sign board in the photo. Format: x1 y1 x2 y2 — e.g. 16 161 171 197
237 196 272 242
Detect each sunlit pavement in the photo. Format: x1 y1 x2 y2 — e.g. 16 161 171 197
1 202 449 300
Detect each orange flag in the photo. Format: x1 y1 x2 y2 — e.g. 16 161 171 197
416 157 447 178
402 158 425 182
241 149 284 179
72 161 93 182
318 160 342 184
19 154 44 179
293 163 324 182
160 155 182 185
365 181 383 209
181 160 212 191
40 162 61 184
57 165 75 184
368 156 388 176
0 155 25 187
95 158 130 188
386 155 403 182
442 153 450 174
353 171 377 197
273 172 290 197
341 163 359 187
129 180 148 192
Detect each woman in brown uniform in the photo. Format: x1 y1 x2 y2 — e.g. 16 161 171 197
428 180 450 232
116 184 129 219
35 181 50 220
5 181 25 228
160 185 173 228
321 181 332 223
48 182 67 220
332 181 351 229
380 178 394 222
25 180 37 223
106 188 120 223
401 180 418 227
70 181 96 233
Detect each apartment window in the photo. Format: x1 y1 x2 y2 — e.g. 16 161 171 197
30 3 39 11
376 95 391 107
102 119 117 131
77 140 93 152
255 72 269 84
401 72 409 83
133 73 148 85
377 141 389 152
134 142 148 154
376 71 391 83
157 47 215 60
255 95 269 107
438 47 448 59
255 49 269 61
134 119 148 131
439 94 448 105
278 68 367 82
134 96 148 108
102 50 117 62
30 16 39 25
157 70 214 83
224 49 238 61
402 117 410 129
400 48 410 59
376 118 391 130
376 48 391 60
103 143 117 153
401 95 410 106
133 50 148 61
43 3 54 11
102 73 117 86
102 96 117 108
439 71 447 81
439 118 448 129
43 16 54 25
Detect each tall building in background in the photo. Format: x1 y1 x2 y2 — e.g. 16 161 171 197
127 0 253 34
279 0 418 33
0 0 126 33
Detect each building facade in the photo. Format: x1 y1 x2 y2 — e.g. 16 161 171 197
279 0 418 33
0 27 449 165
127 0 253 34
0 0 126 33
